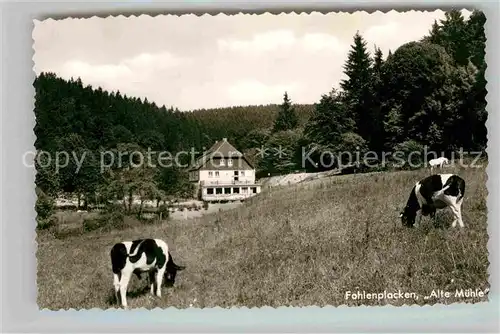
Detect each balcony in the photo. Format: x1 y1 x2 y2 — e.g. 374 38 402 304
200 180 257 186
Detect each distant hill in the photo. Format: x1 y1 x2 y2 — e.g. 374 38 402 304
34 72 314 154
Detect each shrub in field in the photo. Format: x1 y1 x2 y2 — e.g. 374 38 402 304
392 140 425 170
83 204 125 232
157 204 170 221
35 188 56 230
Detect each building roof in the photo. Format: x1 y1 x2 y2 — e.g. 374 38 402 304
188 138 255 171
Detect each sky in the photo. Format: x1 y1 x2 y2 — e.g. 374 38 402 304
33 9 471 111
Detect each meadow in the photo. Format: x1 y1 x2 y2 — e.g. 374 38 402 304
37 164 489 309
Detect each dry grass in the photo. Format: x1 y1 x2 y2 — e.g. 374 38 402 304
37 165 490 309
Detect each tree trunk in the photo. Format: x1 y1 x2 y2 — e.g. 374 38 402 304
138 199 144 219
128 189 133 213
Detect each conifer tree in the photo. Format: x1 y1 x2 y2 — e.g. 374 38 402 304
370 45 385 152
340 31 374 148
273 91 298 132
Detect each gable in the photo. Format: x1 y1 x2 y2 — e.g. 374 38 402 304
188 138 254 171
200 156 254 170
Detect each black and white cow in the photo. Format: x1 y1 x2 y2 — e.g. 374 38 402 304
110 238 185 308
400 174 466 228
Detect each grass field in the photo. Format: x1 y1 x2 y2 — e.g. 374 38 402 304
37 164 490 309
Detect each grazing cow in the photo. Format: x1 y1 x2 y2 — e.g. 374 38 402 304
110 238 185 308
428 157 449 171
399 174 465 228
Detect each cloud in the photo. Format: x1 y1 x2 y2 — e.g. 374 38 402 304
301 33 346 53
57 51 186 94
33 10 472 110
363 20 438 57
60 60 133 82
218 30 296 54
226 80 301 106
217 30 346 56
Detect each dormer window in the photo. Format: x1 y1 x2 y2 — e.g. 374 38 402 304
228 159 233 167
220 159 225 166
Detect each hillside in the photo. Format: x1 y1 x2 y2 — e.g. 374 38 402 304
34 72 314 155
37 164 489 309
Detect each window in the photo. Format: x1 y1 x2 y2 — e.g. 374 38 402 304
251 187 257 194
219 159 225 166
216 188 223 194
228 159 233 167
241 171 245 176
224 188 231 194
208 171 213 178
215 171 219 177
233 188 240 194
207 188 214 195
242 187 248 193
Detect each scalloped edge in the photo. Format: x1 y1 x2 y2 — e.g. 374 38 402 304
32 8 482 23
32 7 491 312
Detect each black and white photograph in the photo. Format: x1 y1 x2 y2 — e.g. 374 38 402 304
32 9 489 310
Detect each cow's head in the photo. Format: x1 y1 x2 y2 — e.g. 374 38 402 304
164 262 186 287
399 206 417 228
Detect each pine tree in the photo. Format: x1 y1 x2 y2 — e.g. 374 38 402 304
425 10 469 66
273 91 298 132
424 20 442 44
370 45 385 152
340 31 374 148
373 46 384 74
304 89 355 147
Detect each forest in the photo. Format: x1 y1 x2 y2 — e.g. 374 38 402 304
33 10 487 227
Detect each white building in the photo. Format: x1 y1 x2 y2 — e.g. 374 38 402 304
188 138 262 202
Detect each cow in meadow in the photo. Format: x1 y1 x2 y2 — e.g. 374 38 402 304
110 238 185 308
428 157 449 171
400 174 465 228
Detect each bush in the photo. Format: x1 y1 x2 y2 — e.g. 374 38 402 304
392 140 425 170
157 204 170 221
83 204 125 232
38 216 58 230
36 189 56 230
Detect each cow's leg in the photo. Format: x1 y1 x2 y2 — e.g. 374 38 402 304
149 270 156 296
119 270 132 309
414 211 422 227
429 205 435 220
155 265 166 297
113 273 121 305
442 195 461 228
456 197 465 228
